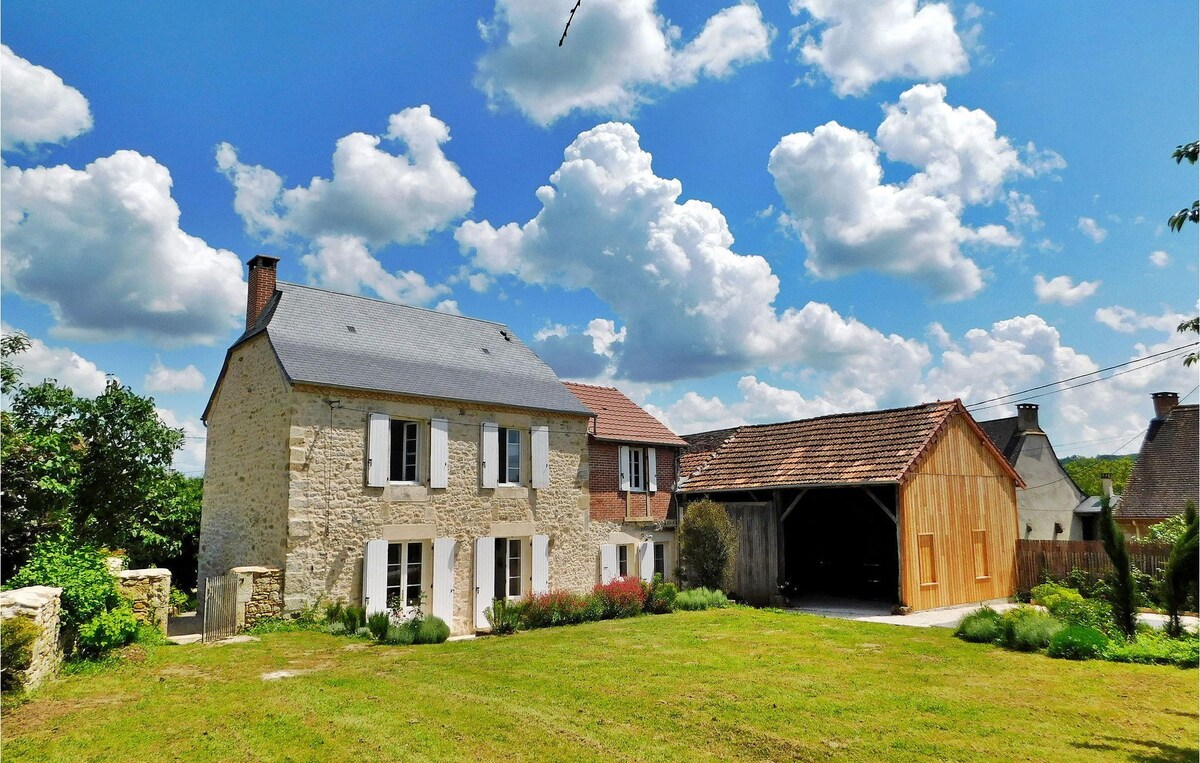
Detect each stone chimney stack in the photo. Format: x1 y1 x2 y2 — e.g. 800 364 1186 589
1151 391 1179 420
1101 472 1113 499
1016 403 1041 433
246 255 280 330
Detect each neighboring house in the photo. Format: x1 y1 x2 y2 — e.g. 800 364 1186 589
199 256 646 635
679 400 1023 610
563 383 688 583
978 404 1097 541
1115 392 1199 537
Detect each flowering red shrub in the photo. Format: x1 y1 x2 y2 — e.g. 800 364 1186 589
593 576 648 619
520 590 603 628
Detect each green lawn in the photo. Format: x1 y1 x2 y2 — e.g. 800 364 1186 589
3 608 1196 762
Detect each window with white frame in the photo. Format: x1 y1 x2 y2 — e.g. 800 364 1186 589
627 447 645 492
618 445 657 494
498 427 522 485
493 537 524 599
389 420 419 483
386 541 425 609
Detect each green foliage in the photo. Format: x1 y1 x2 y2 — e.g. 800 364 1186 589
485 598 521 635
519 590 602 628
1 332 32 396
1 616 40 693
1101 630 1199 668
678 499 738 590
1047 626 1109 661
644 575 677 614
674 587 729 611
382 624 414 646
6 536 120 631
168 586 194 614
324 600 345 625
1099 495 1138 639
367 611 391 641
411 616 450 645
76 603 138 656
326 622 348 636
339 605 365 634
954 607 1004 644
1059 456 1134 497
1031 582 1115 635
1159 501 1199 637
134 623 171 647
999 606 1063 651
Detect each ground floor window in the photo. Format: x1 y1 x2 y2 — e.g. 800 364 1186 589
653 542 666 579
494 537 524 600
617 545 630 577
387 541 424 609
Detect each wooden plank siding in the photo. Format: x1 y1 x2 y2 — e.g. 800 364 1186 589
899 414 1020 610
723 502 779 604
1014 540 1172 593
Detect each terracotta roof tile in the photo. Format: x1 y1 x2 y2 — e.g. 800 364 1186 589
680 400 1010 492
563 382 687 447
1117 405 1199 520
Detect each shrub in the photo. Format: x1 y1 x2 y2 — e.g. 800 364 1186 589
678 499 738 590
1030 583 1083 611
1047 625 1109 660
485 598 521 635
412 616 450 645
1001 606 1063 652
1101 631 1200 668
326 621 347 636
593 577 648 619
644 575 677 614
340 605 366 634
5 536 119 631
1031 583 1114 635
954 606 1003 643
168 586 193 614
324 600 345 625
1 616 40 693
520 590 598 629
382 624 414 646
674 587 729 611
76 603 138 656
353 626 371 639
366 611 391 641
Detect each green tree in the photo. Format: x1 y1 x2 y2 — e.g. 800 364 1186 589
1099 495 1138 639
678 498 739 591
1158 501 1198 638
1060 455 1135 497
1170 141 1199 365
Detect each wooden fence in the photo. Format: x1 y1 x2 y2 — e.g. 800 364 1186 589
1014 539 1174 593
202 572 238 643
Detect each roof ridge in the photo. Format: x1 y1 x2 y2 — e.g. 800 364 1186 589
730 399 956 431
562 381 617 391
276 281 508 328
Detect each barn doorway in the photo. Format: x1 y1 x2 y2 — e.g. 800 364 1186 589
781 486 899 604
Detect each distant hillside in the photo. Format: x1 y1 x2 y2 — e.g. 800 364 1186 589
1060 455 1136 496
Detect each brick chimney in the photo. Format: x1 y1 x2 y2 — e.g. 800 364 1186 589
246 255 280 329
1151 391 1179 420
1016 403 1041 433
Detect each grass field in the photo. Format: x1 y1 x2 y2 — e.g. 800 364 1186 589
3 608 1196 762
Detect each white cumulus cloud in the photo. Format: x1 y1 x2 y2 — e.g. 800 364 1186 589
155 406 207 475
1094 305 1188 334
476 0 773 124
458 121 926 382
1 328 109 397
1077 216 1107 243
789 0 970 96
2 151 246 345
1 45 93 152
1149 250 1170 267
1034 274 1100 306
299 235 449 306
143 358 206 394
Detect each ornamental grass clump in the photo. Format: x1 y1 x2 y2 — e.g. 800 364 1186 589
674 587 729 611
411 616 450 644
366 611 391 641
593 577 648 619
1047 625 1109 661
485 598 522 635
1000 606 1063 652
953 606 1004 644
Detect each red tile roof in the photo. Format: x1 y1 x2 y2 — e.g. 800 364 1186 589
680 400 1021 492
563 382 687 447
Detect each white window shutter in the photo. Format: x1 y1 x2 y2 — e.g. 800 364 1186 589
618 446 630 491
531 426 550 489
647 447 658 493
362 539 388 615
432 537 456 624
531 534 550 594
430 418 449 489
474 536 496 630
599 543 617 584
638 540 655 581
366 413 390 487
481 423 499 489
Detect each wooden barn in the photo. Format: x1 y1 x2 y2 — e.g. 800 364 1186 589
678 400 1024 611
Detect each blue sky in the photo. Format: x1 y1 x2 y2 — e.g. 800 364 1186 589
3 1 1197 474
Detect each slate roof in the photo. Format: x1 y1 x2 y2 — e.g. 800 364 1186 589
1117 404 1199 520
562 383 687 447
206 282 592 419
679 400 1021 492
977 416 1020 464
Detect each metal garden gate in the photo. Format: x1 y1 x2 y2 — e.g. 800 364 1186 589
202 572 238 642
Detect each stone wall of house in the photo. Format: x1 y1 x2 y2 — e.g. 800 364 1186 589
0 586 63 691
231 566 284 628
587 440 678 523
285 385 608 635
197 335 292 610
115 569 171 634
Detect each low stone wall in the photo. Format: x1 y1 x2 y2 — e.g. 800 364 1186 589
231 567 283 628
116 569 172 634
1 586 63 691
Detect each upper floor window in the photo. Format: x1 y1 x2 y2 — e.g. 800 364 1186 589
619 445 657 493
498 427 522 485
389 420 419 483
367 414 449 490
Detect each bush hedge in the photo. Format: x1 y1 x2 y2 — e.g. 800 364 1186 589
675 587 730 611
953 607 1003 643
1047 625 1109 660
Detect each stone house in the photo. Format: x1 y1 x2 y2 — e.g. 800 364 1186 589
562 383 688 584
978 403 1097 541
1115 392 1199 537
199 257 652 634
